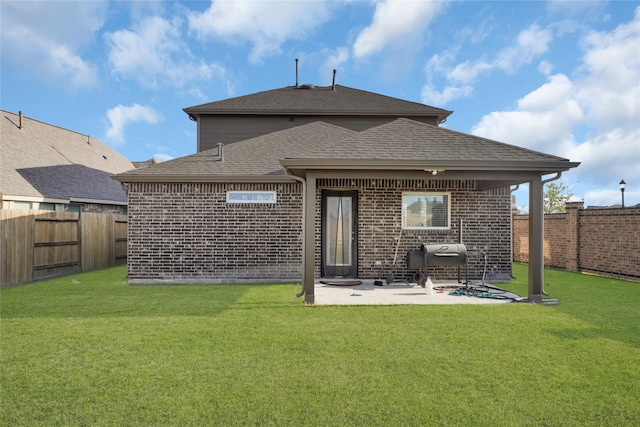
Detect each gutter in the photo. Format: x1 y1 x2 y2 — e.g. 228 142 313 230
280 159 581 172
541 172 562 185
112 174 297 184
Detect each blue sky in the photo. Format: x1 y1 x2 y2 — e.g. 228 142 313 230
2 0 639 209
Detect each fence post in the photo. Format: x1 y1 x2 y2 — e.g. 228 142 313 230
565 201 583 272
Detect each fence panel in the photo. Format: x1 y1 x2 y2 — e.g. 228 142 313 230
33 213 81 279
115 218 128 265
1 211 128 287
1 210 36 285
81 213 111 272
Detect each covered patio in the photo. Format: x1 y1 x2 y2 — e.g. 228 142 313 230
285 167 579 304
313 279 523 305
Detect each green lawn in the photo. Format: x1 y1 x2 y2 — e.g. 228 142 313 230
1 264 638 426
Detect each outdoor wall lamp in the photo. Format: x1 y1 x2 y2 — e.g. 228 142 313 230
619 179 626 208
425 169 444 175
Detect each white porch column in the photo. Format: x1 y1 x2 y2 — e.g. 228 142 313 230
528 176 544 302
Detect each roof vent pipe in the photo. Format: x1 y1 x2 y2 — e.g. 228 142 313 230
215 143 224 162
19 111 23 129
332 69 336 90
295 58 299 88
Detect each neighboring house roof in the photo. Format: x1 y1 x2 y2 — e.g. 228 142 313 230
115 118 578 183
1 110 135 204
184 85 452 123
132 158 161 168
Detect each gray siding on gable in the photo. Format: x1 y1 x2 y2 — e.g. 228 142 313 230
126 179 511 284
198 115 438 152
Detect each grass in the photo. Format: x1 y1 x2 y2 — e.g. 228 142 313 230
1 264 638 426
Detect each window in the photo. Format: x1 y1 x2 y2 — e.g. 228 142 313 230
13 201 32 210
226 191 277 204
39 203 56 211
402 192 451 230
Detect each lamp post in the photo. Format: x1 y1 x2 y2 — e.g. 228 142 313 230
619 179 626 208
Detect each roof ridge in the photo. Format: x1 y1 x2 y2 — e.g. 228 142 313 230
2 109 96 142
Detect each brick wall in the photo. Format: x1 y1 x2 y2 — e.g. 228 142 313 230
79 203 127 215
127 179 513 284
513 202 640 280
127 182 303 283
317 179 512 282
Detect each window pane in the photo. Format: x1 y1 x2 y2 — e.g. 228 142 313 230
402 193 449 229
326 196 352 266
13 201 32 210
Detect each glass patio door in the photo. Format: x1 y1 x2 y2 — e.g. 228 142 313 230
321 191 358 278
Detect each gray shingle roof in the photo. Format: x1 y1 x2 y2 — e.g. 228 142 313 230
116 118 575 182
119 122 357 178
295 117 568 162
1 110 135 203
184 85 452 121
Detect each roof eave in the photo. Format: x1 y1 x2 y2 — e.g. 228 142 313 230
279 159 580 172
183 109 452 118
112 174 297 184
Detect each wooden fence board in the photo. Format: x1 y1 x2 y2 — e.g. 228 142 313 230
1 210 36 285
1 211 127 287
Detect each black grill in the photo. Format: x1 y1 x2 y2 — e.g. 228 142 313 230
407 243 468 286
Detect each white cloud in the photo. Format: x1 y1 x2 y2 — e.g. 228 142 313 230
105 16 227 90
320 47 351 84
471 8 640 206
188 0 334 64
451 24 552 84
569 128 640 190
421 23 553 105
471 73 583 156
153 154 174 162
0 0 106 89
421 84 473 106
106 104 162 144
575 7 640 132
352 0 445 59
583 187 640 208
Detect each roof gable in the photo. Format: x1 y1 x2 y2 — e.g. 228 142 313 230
184 85 452 121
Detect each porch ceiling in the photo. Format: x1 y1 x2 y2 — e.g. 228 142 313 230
280 161 580 190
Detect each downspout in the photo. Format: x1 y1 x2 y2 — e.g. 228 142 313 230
285 169 307 298
509 184 519 279
537 172 562 298
541 172 562 186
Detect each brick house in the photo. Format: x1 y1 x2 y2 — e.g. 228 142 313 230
1 110 135 214
115 84 579 303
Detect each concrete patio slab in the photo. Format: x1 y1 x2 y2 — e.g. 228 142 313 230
313 280 513 305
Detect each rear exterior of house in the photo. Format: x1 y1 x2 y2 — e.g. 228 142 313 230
117 85 579 302
124 178 511 284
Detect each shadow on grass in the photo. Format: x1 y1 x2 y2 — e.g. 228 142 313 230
0 266 302 319
510 263 640 348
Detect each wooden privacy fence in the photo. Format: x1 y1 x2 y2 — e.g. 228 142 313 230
0 210 127 287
